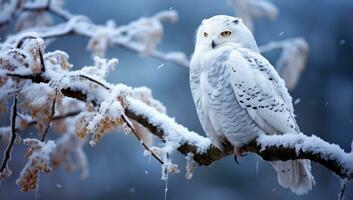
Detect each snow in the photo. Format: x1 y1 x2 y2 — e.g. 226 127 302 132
17 139 56 191
127 97 212 153
258 133 353 175
21 83 54 106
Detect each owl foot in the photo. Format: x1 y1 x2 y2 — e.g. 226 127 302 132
233 146 247 164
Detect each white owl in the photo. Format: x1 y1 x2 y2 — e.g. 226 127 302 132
190 15 315 195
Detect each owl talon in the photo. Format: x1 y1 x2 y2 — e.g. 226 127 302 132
241 153 247 157
233 146 247 164
234 155 241 164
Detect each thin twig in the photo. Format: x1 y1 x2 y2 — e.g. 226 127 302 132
16 36 38 48
120 114 164 164
15 35 46 73
76 75 111 90
0 93 18 173
6 72 47 83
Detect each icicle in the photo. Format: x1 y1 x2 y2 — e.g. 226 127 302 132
164 177 168 200
185 153 197 179
255 156 259 176
35 174 40 200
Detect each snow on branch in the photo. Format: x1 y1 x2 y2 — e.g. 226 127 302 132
125 99 353 180
1 36 351 185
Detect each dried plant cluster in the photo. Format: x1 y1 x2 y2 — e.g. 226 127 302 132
0 0 352 198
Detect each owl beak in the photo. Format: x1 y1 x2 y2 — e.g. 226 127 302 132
211 40 217 49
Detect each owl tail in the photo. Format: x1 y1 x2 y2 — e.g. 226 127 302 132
270 159 315 195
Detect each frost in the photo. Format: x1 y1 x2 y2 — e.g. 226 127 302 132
64 57 118 82
230 0 278 31
87 86 126 146
185 153 197 179
260 38 309 90
44 50 72 73
87 20 115 57
16 139 56 192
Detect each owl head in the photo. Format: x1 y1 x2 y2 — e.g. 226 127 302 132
195 15 258 52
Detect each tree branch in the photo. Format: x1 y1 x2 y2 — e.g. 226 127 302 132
125 104 353 180
5 70 353 180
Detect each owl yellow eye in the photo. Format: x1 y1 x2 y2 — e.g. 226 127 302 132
204 32 208 37
221 31 232 37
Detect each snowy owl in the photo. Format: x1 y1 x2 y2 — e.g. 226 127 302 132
190 15 315 194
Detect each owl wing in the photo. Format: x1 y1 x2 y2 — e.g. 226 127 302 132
190 53 225 148
227 48 299 135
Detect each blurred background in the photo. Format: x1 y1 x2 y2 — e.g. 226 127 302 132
1 0 353 199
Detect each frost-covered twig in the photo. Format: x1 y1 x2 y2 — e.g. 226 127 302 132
31 14 190 66
0 93 18 178
1 0 189 66
121 114 164 164
230 0 278 31
260 38 309 90
3 6 190 67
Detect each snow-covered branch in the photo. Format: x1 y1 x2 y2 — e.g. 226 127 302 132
45 74 353 180
2 39 351 182
125 99 353 180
